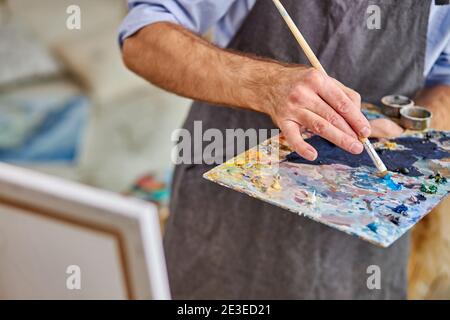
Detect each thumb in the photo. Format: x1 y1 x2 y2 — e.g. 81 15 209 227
369 119 404 139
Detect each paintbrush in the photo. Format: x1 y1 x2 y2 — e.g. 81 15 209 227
271 0 388 176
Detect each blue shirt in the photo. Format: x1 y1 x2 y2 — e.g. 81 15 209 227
119 0 450 86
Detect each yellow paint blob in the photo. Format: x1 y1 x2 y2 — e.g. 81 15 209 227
270 175 282 191
384 141 398 150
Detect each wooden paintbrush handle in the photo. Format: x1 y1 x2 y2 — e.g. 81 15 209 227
272 0 327 74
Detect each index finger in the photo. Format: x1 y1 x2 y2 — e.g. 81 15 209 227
316 76 371 138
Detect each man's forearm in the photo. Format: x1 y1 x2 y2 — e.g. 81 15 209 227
416 85 450 131
122 22 371 160
122 22 284 113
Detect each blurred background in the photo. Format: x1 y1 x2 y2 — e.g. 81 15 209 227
0 0 192 223
1 0 449 300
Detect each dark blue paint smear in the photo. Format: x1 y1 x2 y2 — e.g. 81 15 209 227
392 204 409 215
416 194 427 202
286 135 450 177
386 214 400 225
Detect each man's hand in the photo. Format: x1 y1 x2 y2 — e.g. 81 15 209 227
369 118 404 138
367 85 450 140
416 85 450 131
261 67 370 160
123 23 371 161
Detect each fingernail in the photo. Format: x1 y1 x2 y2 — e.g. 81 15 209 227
350 141 364 154
305 149 317 161
360 126 371 138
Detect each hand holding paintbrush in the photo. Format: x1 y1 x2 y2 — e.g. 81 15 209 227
271 0 388 176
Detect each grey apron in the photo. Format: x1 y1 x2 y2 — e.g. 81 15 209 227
165 0 431 299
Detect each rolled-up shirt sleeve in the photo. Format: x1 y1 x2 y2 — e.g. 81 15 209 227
425 5 450 86
118 0 238 47
426 44 450 86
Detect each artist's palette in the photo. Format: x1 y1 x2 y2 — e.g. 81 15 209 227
204 131 450 247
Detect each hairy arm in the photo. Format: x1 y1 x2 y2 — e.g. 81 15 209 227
123 23 281 113
123 22 371 160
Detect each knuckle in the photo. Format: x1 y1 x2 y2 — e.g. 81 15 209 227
326 114 340 127
352 91 362 103
341 136 353 149
290 86 308 103
288 91 300 104
311 120 326 134
306 69 324 87
337 101 352 114
285 102 298 114
295 108 307 118
349 91 362 106
296 85 310 96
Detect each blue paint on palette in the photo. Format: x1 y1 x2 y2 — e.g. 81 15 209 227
383 173 402 191
367 222 378 233
416 194 427 202
392 204 409 215
286 135 450 177
204 130 450 247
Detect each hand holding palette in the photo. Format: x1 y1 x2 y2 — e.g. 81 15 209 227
204 131 450 247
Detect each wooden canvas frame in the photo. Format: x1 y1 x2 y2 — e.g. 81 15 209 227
0 163 170 300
